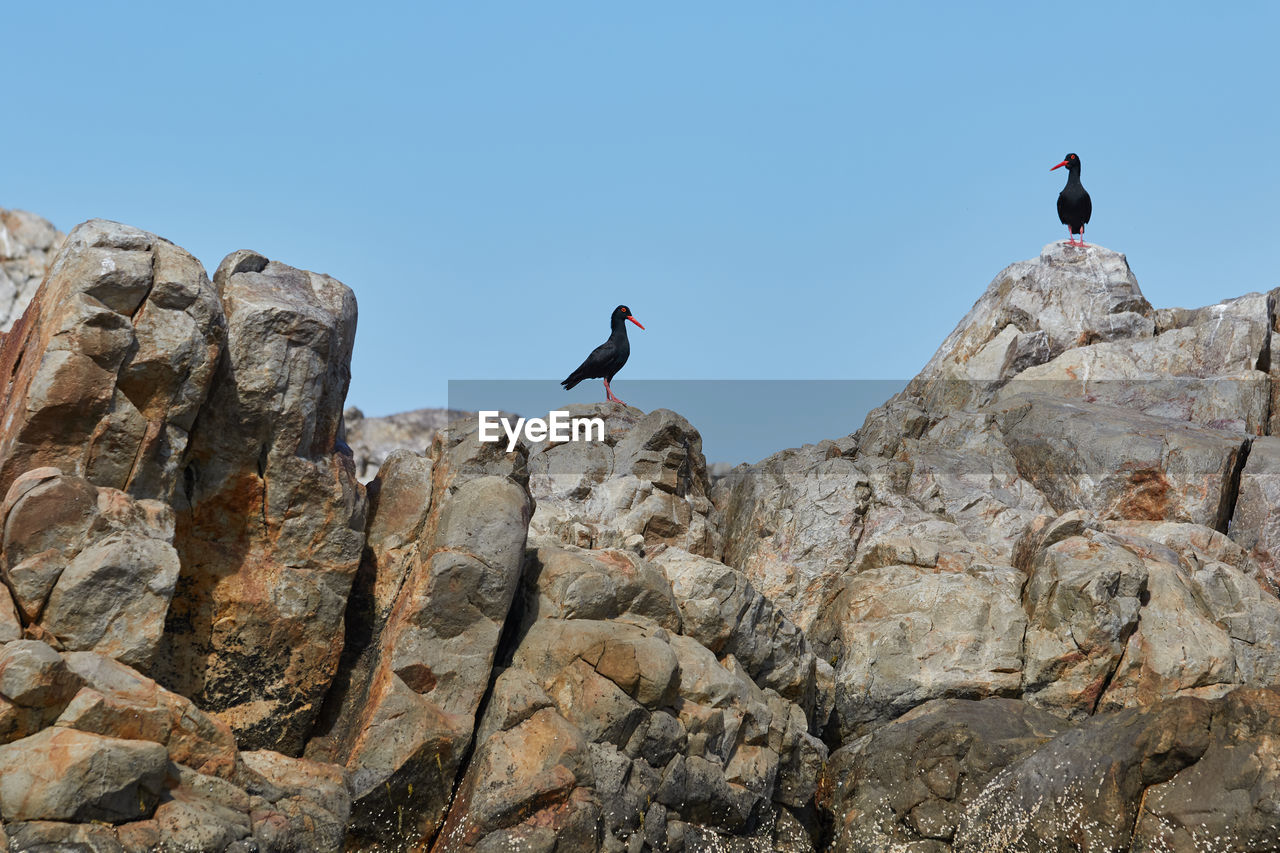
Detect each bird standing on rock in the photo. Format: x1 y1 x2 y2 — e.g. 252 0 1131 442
1051 152 1091 246
561 305 645 406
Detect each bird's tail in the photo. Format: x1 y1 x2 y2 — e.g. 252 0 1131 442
561 372 583 391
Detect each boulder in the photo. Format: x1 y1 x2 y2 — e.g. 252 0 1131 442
1 468 181 670
57 651 239 779
829 562 1026 736
651 545 827 725
154 249 365 753
0 219 224 504
1133 688 1280 850
824 698 1069 850
0 727 168 823
0 640 82 743
527 404 718 557
305 422 531 849
993 394 1246 528
953 697 1211 851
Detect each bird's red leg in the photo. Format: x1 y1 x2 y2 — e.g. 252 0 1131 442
603 378 627 406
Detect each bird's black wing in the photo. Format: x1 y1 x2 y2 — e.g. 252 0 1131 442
1057 191 1070 226
561 339 617 389
1080 189 1092 225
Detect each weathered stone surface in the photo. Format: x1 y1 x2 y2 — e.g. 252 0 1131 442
1230 435 1280 590
2 468 181 669
0 219 225 504
993 394 1247 528
154 249 365 753
343 405 471 482
910 243 1153 410
0 208 64 331
438 595 826 853
240 749 351 852
0 640 82 742
652 545 827 724
528 403 718 556
0 727 168 822
1020 530 1150 716
306 423 531 849
713 441 869 636
526 544 681 631
1133 688 1280 851
953 697 1211 851
57 651 239 779
824 698 1069 850
829 562 1026 736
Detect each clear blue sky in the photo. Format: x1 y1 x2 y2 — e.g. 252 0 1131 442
6 3 1279 430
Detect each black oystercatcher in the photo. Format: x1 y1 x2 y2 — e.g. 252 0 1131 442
1051 153 1092 246
561 305 644 406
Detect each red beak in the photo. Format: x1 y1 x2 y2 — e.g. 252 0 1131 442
1050 160 1068 171
627 316 645 330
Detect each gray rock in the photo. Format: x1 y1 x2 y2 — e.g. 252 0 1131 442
824 698 1069 850
0 219 225 505
304 422 531 849
343 405 473 482
953 697 1211 851
155 249 366 753
1229 435 1280 590
0 727 168 822
528 404 718 557
0 208 64 331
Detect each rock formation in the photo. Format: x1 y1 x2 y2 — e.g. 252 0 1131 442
2 215 1279 852
343 406 476 482
0 209 63 332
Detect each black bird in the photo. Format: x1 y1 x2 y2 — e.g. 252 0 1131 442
1051 152 1092 246
561 305 645 406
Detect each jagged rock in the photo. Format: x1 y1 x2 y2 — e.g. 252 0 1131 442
0 727 168 822
343 405 472 482
1133 688 1280 850
828 562 1026 737
1020 530 1150 716
993 394 1247 528
1229 435 1280 590
910 243 1154 411
57 651 239 779
1 468 181 669
823 698 1069 850
305 422 531 849
527 403 718 557
713 441 869 636
0 640 82 743
953 697 1211 851
0 208 64 331
0 219 224 504
525 545 681 631
436 541 827 853
240 750 351 852
651 545 828 725
154 249 365 753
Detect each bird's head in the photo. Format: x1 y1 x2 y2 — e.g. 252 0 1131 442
614 305 644 330
1050 153 1081 171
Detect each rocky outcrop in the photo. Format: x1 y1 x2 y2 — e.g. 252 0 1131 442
306 424 533 848
343 405 474 482
7 213 1280 851
434 542 827 852
0 209 62 331
528 403 719 557
154 249 365 753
